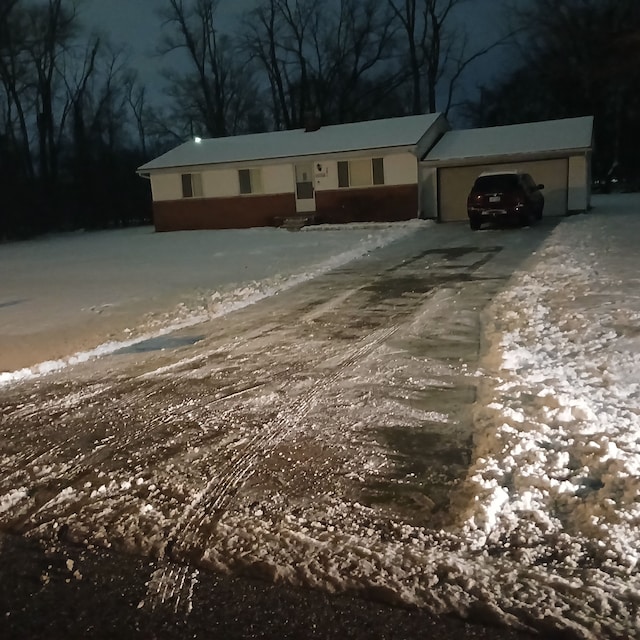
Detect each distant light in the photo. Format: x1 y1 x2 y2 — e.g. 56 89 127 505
194 136 202 143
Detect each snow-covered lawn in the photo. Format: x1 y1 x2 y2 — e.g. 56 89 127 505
1 194 639 638
0 221 420 381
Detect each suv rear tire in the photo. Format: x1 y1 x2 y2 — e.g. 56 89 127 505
520 210 536 227
469 215 481 231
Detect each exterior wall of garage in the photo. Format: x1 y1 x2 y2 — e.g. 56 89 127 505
568 155 590 212
436 158 570 223
419 166 438 218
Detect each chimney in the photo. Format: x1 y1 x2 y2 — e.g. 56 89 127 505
304 110 321 133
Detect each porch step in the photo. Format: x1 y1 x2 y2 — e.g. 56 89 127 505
279 214 316 231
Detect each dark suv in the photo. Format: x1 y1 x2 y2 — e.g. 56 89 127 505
467 171 544 230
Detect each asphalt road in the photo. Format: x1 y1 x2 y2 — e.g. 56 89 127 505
0 532 548 640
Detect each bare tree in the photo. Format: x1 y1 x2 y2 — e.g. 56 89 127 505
160 0 258 137
466 0 640 180
0 0 155 236
24 0 77 188
124 72 149 157
242 0 314 130
243 0 399 128
387 0 511 115
314 0 399 122
0 1 37 180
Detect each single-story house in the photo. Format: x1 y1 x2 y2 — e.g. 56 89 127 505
137 114 450 231
419 116 594 222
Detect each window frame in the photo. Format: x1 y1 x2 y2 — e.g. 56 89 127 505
337 158 385 188
181 172 203 198
238 168 263 195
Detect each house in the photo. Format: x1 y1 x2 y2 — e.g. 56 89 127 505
419 116 594 222
137 114 450 232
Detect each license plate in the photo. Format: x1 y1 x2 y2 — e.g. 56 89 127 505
489 195 501 203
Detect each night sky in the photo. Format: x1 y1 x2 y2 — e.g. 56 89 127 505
80 0 254 95
79 0 509 116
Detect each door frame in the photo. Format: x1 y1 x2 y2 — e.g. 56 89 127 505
294 162 316 213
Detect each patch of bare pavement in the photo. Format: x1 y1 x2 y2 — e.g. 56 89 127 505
0 221 570 638
0 532 542 640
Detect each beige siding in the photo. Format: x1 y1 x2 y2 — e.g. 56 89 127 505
438 159 569 222
419 166 438 218
314 153 417 192
151 173 182 201
203 169 238 198
568 155 589 212
262 164 295 194
150 153 421 204
384 153 418 185
152 165 295 202
314 160 339 191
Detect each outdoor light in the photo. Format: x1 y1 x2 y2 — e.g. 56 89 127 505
194 136 202 143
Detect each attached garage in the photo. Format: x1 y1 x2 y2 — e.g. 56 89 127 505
420 117 593 222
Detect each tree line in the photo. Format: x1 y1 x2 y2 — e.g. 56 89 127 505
465 0 640 186
0 0 637 240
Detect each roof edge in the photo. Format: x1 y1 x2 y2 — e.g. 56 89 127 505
422 147 592 168
138 144 419 175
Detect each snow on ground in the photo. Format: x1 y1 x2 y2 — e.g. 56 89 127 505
1 195 640 637
193 195 640 638
0 221 422 383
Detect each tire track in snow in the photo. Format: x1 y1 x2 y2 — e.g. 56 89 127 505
140 562 199 616
0 320 301 520
0 378 280 532
164 325 400 538
142 323 404 612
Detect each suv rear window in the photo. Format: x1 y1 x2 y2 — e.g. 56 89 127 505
473 174 520 191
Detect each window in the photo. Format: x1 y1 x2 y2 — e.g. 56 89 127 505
474 174 519 192
338 162 350 188
181 173 203 198
238 168 263 195
337 158 385 188
372 158 385 185
522 173 537 192
295 164 314 199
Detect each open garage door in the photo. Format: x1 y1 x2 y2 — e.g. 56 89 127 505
438 158 569 222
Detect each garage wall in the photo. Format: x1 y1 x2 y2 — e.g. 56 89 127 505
438 158 569 222
419 166 438 218
568 155 589 212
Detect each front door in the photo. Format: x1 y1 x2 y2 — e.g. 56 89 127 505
294 163 316 213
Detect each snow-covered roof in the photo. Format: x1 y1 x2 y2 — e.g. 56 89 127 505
138 114 446 172
423 116 593 165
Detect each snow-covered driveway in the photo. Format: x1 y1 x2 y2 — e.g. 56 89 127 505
1 195 639 639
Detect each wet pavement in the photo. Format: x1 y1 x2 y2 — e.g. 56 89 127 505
0 532 546 639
